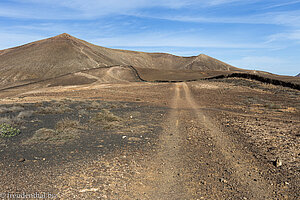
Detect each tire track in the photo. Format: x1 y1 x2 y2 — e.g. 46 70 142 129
181 82 275 199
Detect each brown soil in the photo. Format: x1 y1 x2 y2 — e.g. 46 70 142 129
0 78 299 199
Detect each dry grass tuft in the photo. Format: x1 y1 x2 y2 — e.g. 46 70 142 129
90 109 122 129
38 104 72 114
25 128 58 143
90 109 121 123
24 118 84 145
55 118 83 132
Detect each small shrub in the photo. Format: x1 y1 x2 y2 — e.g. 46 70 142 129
25 123 82 145
38 104 72 114
24 118 85 145
90 110 122 129
0 123 20 138
55 118 83 132
90 109 121 123
31 128 57 142
24 128 76 144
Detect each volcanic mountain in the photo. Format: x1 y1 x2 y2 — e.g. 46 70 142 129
0 33 241 86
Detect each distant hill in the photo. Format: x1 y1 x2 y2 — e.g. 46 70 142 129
0 33 239 86
296 73 300 77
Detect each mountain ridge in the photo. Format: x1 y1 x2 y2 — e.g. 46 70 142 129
0 33 239 86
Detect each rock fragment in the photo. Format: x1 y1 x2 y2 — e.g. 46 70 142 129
274 158 282 167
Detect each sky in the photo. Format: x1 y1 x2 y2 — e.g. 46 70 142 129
0 0 300 76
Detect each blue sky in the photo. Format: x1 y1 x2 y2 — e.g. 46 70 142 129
0 0 300 75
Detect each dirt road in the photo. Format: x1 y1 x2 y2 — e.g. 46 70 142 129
1 80 298 199
129 82 276 199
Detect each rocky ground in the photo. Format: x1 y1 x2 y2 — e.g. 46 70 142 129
0 78 299 199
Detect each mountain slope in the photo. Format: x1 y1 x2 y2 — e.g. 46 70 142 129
296 73 300 77
0 34 114 85
0 33 238 86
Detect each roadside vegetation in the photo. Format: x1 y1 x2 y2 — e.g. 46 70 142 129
0 123 20 138
89 109 122 129
24 118 85 145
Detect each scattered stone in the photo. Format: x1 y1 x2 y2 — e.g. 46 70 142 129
122 136 127 139
220 178 228 183
200 180 206 185
18 158 25 162
79 188 99 193
274 158 282 167
128 137 142 142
